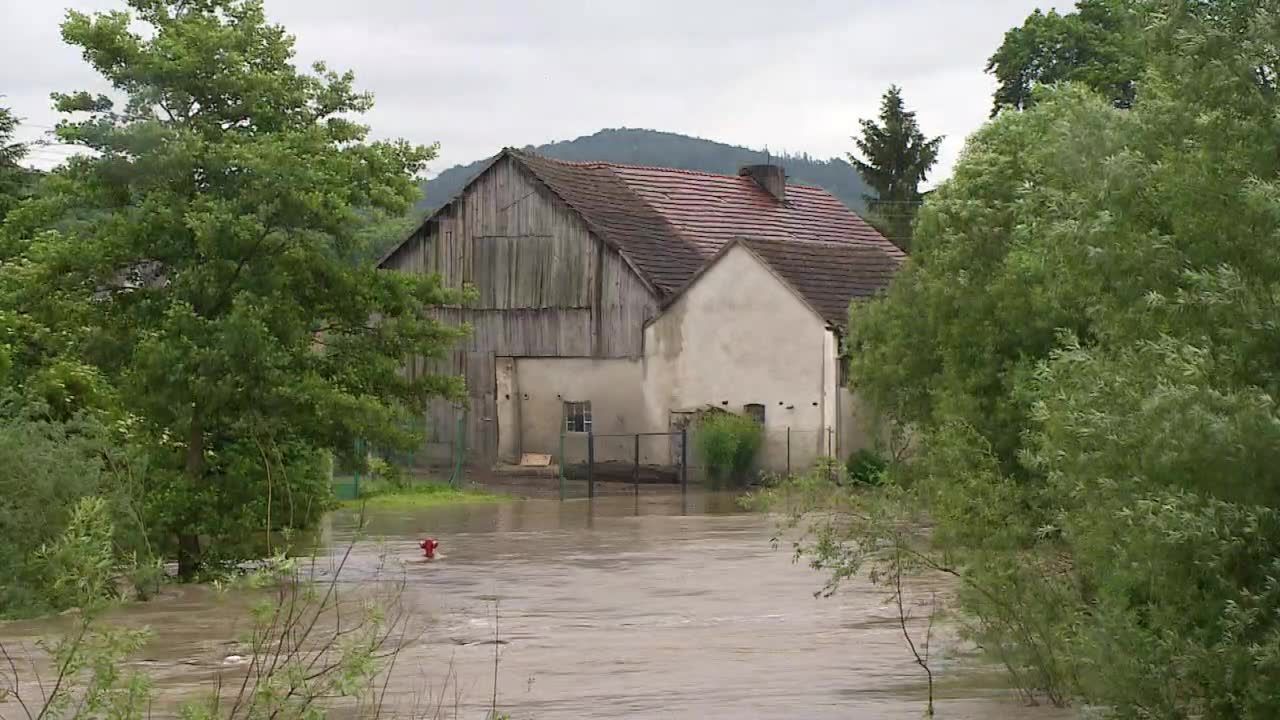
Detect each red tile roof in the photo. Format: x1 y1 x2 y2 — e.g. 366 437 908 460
607 163 889 255
739 237 903 326
510 149 900 302
387 148 904 325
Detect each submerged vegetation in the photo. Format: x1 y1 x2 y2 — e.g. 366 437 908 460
342 480 506 509
694 411 763 487
0 540 497 720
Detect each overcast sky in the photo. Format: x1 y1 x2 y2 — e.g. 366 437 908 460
1 0 1065 183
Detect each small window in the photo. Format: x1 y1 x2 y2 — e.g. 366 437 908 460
744 403 766 425
564 401 593 433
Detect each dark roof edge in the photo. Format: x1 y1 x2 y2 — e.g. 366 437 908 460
379 148 667 303
375 150 509 269
644 237 836 331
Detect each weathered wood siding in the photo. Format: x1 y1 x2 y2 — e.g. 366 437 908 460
381 155 657 464
598 248 654 358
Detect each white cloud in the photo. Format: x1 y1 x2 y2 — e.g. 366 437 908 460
0 0 1070 182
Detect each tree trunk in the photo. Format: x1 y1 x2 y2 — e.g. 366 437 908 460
177 412 204 580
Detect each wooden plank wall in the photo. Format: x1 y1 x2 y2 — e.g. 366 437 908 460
598 249 656 357
381 155 658 464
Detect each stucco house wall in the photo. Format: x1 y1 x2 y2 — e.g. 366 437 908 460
502 357 645 464
642 244 835 471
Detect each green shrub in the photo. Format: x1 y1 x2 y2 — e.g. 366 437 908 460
695 412 763 487
35 496 119 611
845 448 887 485
168 438 334 571
0 411 149 616
367 456 406 490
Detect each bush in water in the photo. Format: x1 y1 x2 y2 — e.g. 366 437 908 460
695 412 763 487
0 407 155 617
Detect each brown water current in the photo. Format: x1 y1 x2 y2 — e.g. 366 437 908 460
1 490 1076 719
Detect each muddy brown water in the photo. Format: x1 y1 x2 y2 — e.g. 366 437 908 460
2 490 1074 719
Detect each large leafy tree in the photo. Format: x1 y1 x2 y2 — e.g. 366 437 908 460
6 0 463 575
848 86 942 251
837 0 1280 714
985 0 1141 116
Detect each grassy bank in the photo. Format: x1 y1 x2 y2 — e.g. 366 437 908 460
338 478 508 509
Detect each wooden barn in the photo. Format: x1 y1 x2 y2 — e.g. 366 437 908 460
378 148 904 471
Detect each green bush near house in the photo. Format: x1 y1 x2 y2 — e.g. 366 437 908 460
845 448 887 485
695 412 763 487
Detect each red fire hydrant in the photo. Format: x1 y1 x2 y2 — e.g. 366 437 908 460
419 537 439 559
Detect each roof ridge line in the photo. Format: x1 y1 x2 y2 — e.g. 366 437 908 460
743 235 907 254
508 147 812 184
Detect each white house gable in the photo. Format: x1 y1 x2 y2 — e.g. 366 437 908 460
643 244 834 468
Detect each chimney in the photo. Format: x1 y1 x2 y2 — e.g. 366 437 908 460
739 164 786 203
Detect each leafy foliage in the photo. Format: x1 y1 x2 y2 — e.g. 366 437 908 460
694 411 762 487
0 105 35 225
844 448 886 485
986 0 1276 117
27 621 153 720
824 1 1280 716
0 408 154 617
35 497 120 612
847 86 942 250
0 0 466 576
986 0 1141 115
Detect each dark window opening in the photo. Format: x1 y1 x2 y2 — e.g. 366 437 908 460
837 334 852 387
564 401 593 433
744 403 766 425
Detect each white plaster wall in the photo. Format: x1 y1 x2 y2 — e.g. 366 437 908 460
510 357 644 464
495 357 520 463
642 245 831 472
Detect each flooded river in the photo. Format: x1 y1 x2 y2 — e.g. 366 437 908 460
2 491 1073 719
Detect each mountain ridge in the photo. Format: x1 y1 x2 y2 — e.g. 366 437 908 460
416 128 871 215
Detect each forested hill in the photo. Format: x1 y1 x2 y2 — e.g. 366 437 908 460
416 128 872 214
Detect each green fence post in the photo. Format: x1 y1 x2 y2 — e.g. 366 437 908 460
451 412 466 489
353 438 364 499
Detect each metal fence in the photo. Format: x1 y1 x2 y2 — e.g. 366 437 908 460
557 430 692 499
358 413 844 500
552 425 839 499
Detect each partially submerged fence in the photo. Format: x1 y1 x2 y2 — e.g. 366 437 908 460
351 410 844 500
558 430 691 500
552 425 837 499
